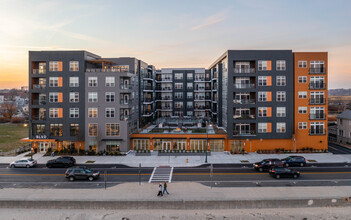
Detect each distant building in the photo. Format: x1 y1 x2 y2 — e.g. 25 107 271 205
337 110 351 144
21 86 29 91
0 95 4 104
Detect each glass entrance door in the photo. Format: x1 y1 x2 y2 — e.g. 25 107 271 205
162 141 171 150
38 142 49 153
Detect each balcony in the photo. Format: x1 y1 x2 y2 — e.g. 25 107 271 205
233 130 256 136
157 97 172 101
86 68 129 73
194 97 206 101
143 74 153 80
194 106 211 111
309 98 326 105
120 115 130 121
156 78 172 82
120 84 132 90
32 100 46 105
234 83 255 89
31 115 46 121
309 82 326 90
142 111 153 117
120 100 132 105
143 86 153 91
309 113 326 120
160 107 172 111
309 68 326 74
234 68 255 74
233 114 256 120
32 84 46 89
233 99 256 104
32 69 46 75
309 129 326 135
143 98 153 103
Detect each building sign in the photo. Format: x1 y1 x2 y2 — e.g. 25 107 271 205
35 134 47 139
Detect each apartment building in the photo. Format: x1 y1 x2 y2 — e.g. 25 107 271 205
25 49 328 153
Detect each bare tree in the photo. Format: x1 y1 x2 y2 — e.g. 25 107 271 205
1 102 17 120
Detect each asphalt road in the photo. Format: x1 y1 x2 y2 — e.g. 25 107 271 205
328 143 351 154
1 163 351 188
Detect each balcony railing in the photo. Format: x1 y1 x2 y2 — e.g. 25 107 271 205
309 129 326 135
86 68 130 73
194 106 211 110
143 74 153 79
143 86 153 90
120 84 132 90
143 98 153 102
194 97 206 100
234 83 255 89
32 100 46 105
233 130 256 136
233 99 256 104
32 84 46 89
309 82 325 89
32 69 46 74
31 115 46 120
157 97 172 101
120 115 130 121
309 98 326 105
234 68 255 74
120 100 132 105
143 111 153 116
233 114 256 120
194 78 205 82
309 68 326 74
309 113 326 120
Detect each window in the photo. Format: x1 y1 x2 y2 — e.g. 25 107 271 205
69 108 79 118
50 124 63 136
298 122 307 129
105 77 115 87
69 92 79 103
69 61 79 71
258 92 267 102
88 92 98 102
258 107 267 117
49 61 62 72
258 76 267 86
69 77 79 87
49 77 58 87
88 124 98 137
106 123 120 136
35 124 45 134
49 108 59 118
276 122 286 133
88 77 98 87
105 108 115 118
88 108 98 118
258 123 268 133
70 124 79 136
175 102 183 109
187 102 193 108
187 111 193 116
298 107 307 114
310 61 325 69
187 83 193 89
175 83 183 89
277 107 286 117
175 73 183 80
187 92 193 99
276 76 286 86
175 92 183 99
49 92 58 103
310 122 325 135
276 60 286 71
258 60 271 71
298 61 307 68
187 73 193 80
276 91 286 102
298 91 307 99
105 92 115 102
298 76 307 83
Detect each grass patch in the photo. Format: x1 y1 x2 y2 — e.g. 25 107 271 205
240 160 249 163
0 123 28 152
307 159 317 163
85 161 95 163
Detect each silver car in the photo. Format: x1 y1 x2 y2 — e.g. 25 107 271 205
10 158 37 168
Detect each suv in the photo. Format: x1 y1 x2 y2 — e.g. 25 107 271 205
253 159 283 172
281 156 306 167
65 167 100 181
269 167 300 179
46 156 76 168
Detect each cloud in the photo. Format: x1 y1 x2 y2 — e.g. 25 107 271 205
191 9 228 31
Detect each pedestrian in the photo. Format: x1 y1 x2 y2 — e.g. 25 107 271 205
157 183 163 196
163 181 169 195
51 151 55 157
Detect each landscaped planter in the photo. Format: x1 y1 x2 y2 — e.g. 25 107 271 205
135 152 151 156
158 152 211 156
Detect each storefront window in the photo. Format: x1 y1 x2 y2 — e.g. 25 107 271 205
133 139 149 151
106 141 120 152
210 139 224 152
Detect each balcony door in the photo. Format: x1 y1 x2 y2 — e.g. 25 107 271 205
235 124 250 135
310 122 324 134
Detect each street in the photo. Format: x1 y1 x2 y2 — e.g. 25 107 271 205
1 163 351 188
328 143 351 154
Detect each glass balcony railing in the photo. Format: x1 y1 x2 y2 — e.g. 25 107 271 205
234 83 255 89
233 130 256 136
234 68 255 74
233 99 256 104
309 82 325 89
309 68 326 74
309 113 326 120
309 98 326 105
309 129 326 135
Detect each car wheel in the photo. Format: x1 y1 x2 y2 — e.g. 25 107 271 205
258 168 263 172
10 164 15 168
275 174 281 179
293 174 298 179
26 165 30 168
300 163 305 167
69 176 75 182
88 176 94 181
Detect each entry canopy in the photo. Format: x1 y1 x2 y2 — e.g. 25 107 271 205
20 138 56 142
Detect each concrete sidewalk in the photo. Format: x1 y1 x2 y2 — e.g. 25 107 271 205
1 152 351 167
0 182 350 209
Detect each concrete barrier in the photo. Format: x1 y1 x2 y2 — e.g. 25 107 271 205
0 198 350 209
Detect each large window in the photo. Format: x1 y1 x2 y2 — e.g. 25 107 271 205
105 77 115 87
49 108 59 118
276 91 286 102
88 77 98 87
106 123 120 136
88 108 98 118
298 91 307 99
49 124 63 136
105 92 115 102
70 124 79 136
258 76 267 86
69 61 79 71
298 107 307 114
174 73 183 80
276 107 286 117
49 92 58 103
258 107 267 117
49 61 62 72
187 73 193 80
88 124 98 137
276 60 286 71
69 108 79 118
35 124 45 134
258 92 267 102
276 122 286 133
69 77 79 87
298 76 307 83
49 77 59 87
298 61 307 68
276 76 286 86
310 122 325 135
258 123 268 133
175 83 183 89
88 92 98 102
105 108 115 118
69 92 79 103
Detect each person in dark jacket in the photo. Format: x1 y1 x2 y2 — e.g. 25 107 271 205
163 181 169 195
157 183 163 196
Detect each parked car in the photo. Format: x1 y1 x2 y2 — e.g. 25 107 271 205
253 159 283 172
281 156 307 167
65 167 100 181
10 158 37 168
46 156 76 168
269 167 300 179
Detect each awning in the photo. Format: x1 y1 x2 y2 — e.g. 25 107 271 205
20 138 56 142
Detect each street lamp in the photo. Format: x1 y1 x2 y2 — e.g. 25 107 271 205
205 121 212 163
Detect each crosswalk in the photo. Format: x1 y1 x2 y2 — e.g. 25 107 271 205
149 166 173 183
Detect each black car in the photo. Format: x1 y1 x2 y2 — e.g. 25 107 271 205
281 156 306 167
269 167 300 179
253 159 283 172
65 167 100 181
46 156 76 168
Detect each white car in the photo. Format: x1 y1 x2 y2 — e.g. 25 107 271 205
10 158 37 168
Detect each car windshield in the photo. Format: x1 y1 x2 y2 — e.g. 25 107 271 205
28 159 34 161
85 169 92 173
261 160 268 164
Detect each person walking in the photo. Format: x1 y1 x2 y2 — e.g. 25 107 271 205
157 183 163 196
163 181 169 195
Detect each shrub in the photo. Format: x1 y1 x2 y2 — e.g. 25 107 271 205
11 117 25 123
0 117 10 123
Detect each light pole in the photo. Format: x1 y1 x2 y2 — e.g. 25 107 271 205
205 121 212 163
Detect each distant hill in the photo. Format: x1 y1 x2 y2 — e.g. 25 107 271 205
329 89 351 96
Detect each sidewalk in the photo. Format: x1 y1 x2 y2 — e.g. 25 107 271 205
1 152 351 167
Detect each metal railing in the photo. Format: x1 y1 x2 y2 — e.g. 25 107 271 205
309 113 326 120
233 99 256 104
143 86 153 90
32 69 46 74
120 84 132 90
234 83 255 89
32 84 46 89
86 68 130 73
233 114 256 120
309 83 325 89
234 68 255 74
309 68 326 74
233 130 256 136
309 129 326 135
120 100 132 105
309 98 326 105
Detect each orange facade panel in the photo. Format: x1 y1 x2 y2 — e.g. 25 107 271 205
267 61 272 70
267 92 272 101
58 77 63 87
58 93 63 102
267 123 272 133
267 107 272 117
267 76 272 86
58 61 63 71
58 108 63 118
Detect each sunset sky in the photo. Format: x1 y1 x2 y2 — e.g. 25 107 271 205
0 0 350 89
